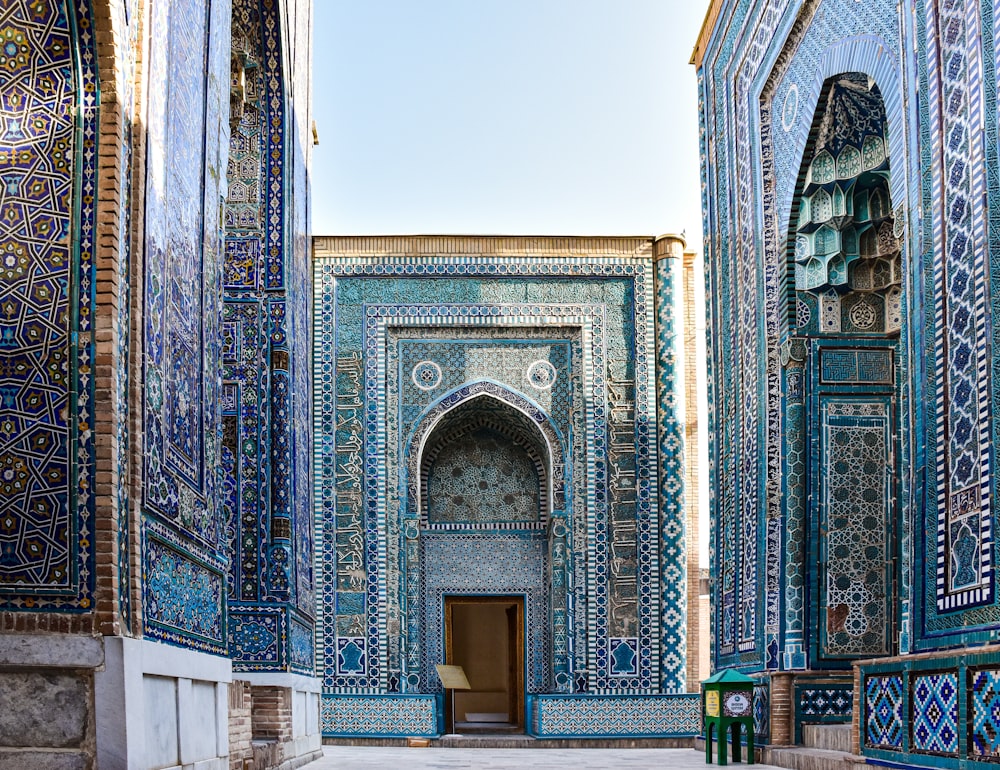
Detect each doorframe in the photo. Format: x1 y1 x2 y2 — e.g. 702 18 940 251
444 595 525 730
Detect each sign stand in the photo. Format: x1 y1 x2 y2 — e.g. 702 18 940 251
435 664 471 738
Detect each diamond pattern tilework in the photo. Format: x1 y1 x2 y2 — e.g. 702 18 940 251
911 672 957 754
971 669 1000 759
929 0 994 614
865 675 903 749
754 682 770 743
654 256 685 691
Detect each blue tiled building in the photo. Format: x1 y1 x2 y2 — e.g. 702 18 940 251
0 1 317 766
696 0 1000 763
311 235 699 739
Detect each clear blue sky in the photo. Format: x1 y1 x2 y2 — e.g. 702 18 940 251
311 1 709 252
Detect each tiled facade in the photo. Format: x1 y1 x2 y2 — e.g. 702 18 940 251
696 0 1000 762
312 236 698 737
0 1 317 767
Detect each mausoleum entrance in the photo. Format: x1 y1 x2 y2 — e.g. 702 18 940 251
445 596 525 732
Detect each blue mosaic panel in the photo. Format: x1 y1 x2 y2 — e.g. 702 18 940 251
754 681 770 743
425 428 541 526
865 674 903 750
911 672 958 754
971 669 1000 759
654 256 686 691
141 0 230 652
142 0 216 526
230 609 281 666
223 0 315 672
530 694 701 737
698 0 912 673
420 533 549 693
289 615 314 674
818 400 891 658
609 638 639 677
0 0 98 611
144 537 225 653
321 694 438 738
799 686 853 719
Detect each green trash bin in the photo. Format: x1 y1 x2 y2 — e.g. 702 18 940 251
702 669 755 765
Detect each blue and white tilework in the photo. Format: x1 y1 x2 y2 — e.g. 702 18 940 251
529 694 701 738
912 672 958 754
321 694 439 737
0 0 98 613
222 0 315 671
313 248 686 713
698 0 1000 709
140 0 231 654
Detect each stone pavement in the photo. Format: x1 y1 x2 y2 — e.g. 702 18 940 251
313 745 780 769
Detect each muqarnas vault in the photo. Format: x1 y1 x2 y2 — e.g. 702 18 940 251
313 235 700 738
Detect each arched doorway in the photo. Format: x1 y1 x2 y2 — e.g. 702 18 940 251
787 73 903 665
401 381 567 719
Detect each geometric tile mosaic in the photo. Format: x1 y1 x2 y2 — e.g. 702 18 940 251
818 400 891 659
912 672 957 754
799 687 853 719
140 0 229 654
865 675 903 750
0 0 98 612
420 533 550 694
223 0 315 672
321 695 438 738
754 682 770 743
971 669 1000 760
530 694 701 737
313 250 684 701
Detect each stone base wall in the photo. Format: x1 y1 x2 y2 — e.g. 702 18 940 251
0 633 103 770
95 636 232 770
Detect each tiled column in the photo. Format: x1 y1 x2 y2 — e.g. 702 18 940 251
780 339 808 671
653 234 687 693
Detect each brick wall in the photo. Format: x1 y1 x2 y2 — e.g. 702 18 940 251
229 680 253 770
251 685 293 743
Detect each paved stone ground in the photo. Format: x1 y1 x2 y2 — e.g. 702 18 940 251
314 745 778 768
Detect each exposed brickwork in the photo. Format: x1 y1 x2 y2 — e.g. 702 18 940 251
229 680 253 770
125 0 148 640
251 685 293 743
769 672 794 746
92 0 131 639
851 665 861 755
0 612 98 635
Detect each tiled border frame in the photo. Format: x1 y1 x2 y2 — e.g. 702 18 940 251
365 302 649 693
